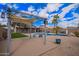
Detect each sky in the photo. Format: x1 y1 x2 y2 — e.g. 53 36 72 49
0 3 79 28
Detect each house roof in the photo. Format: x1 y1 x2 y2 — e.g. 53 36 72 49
67 27 79 30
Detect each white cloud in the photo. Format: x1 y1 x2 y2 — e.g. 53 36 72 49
58 21 68 28
37 8 42 13
28 5 35 12
68 18 79 27
7 4 12 8
59 4 77 19
58 17 79 28
0 3 7 5
13 4 19 9
35 3 62 19
47 3 63 12
72 12 79 18
2 4 18 9
38 7 48 18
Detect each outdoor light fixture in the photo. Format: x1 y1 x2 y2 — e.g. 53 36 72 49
44 19 48 25
1 12 5 18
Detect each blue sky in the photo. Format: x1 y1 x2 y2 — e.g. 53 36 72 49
0 3 79 28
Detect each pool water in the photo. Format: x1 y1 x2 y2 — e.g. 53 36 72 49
47 33 66 36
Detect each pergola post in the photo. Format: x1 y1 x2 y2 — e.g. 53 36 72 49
29 24 32 39
44 19 48 45
66 29 69 35
6 7 12 56
14 24 17 32
7 16 11 56
35 26 37 33
0 6 12 56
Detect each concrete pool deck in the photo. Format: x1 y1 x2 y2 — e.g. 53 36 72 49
10 36 79 56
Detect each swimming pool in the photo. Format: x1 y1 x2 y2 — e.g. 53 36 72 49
47 33 67 36
32 32 67 36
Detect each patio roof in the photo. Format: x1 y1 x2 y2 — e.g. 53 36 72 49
10 14 36 25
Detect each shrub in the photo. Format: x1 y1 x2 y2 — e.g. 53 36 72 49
11 32 28 39
74 32 79 37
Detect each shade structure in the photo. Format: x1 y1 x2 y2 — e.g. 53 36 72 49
10 14 36 25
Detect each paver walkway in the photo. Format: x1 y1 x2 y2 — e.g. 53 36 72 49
11 36 79 56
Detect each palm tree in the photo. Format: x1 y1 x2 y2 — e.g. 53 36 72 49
52 14 59 34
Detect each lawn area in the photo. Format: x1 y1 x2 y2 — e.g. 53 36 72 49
11 32 28 39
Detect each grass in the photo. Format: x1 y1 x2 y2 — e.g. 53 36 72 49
11 32 28 39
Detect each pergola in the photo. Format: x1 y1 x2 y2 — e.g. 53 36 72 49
9 14 36 33
10 14 36 25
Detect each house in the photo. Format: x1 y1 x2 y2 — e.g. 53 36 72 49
67 27 79 33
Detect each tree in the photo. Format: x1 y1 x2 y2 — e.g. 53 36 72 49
52 14 59 34
52 26 61 33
